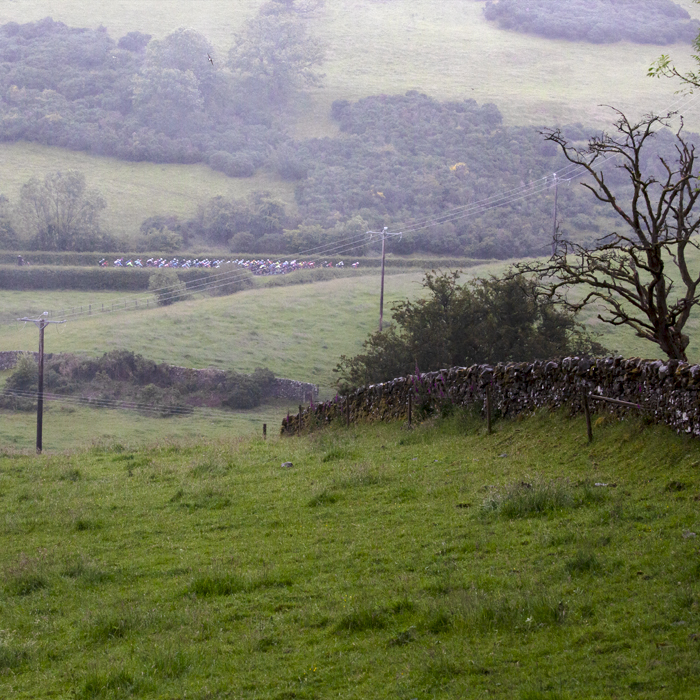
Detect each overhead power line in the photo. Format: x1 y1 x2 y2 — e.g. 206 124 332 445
7 231 373 326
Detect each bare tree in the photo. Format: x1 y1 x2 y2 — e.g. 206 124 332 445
515 109 700 361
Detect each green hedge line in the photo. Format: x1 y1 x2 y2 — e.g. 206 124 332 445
0 251 495 269
0 266 254 292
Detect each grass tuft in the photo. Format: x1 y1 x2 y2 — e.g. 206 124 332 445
307 489 340 507
388 626 417 647
3 556 50 596
482 480 604 519
76 667 152 700
60 467 82 482
0 643 29 670
189 574 246 597
189 571 293 597
87 610 139 642
150 648 192 679
321 448 356 463
459 590 567 631
73 517 102 532
336 607 387 632
565 550 602 575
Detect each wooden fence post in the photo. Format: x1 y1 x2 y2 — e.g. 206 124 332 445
263 423 267 440
582 390 593 443
298 404 302 435
486 384 492 434
408 391 412 427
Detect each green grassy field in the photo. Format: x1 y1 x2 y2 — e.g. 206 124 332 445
1 410 699 698
0 395 293 452
0 272 426 392
0 143 297 241
2 262 695 400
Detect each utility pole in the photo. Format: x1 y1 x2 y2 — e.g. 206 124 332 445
379 227 387 331
370 227 402 331
551 172 559 258
16 313 66 453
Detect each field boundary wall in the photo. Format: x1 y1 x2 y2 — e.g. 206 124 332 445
282 357 700 436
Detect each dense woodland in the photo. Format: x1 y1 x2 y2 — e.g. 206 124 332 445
0 9 692 256
483 0 700 44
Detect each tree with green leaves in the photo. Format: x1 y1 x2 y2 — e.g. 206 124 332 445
228 1 326 102
0 194 17 249
335 271 604 391
148 269 190 306
17 170 108 251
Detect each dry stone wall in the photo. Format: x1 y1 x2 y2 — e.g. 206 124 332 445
281 357 700 437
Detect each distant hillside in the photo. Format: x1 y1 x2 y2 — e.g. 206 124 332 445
0 19 623 259
484 0 700 44
0 0 695 133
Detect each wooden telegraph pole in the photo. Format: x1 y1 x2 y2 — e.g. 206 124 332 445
379 227 387 331
16 313 66 453
372 227 402 332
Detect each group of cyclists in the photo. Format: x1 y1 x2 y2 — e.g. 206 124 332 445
102 257 224 269
99 257 360 275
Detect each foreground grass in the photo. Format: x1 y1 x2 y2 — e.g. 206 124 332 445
0 400 289 452
0 410 699 699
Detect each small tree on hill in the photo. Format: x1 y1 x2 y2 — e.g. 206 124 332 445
228 4 326 102
515 109 700 361
148 269 189 306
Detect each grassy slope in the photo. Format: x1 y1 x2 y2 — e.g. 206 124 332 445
0 395 295 452
0 411 699 699
0 271 429 393
4 252 700 375
0 143 297 240
0 1 699 238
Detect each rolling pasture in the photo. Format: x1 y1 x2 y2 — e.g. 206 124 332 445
0 411 699 698
0 272 428 391
0 143 296 242
2 261 696 450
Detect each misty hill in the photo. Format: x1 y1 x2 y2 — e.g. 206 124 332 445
484 0 700 44
0 18 620 258
0 18 279 171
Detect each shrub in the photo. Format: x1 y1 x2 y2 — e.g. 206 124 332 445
4 353 38 393
483 0 699 45
148 269 189 305
221 368 274 409
209 151 256 177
